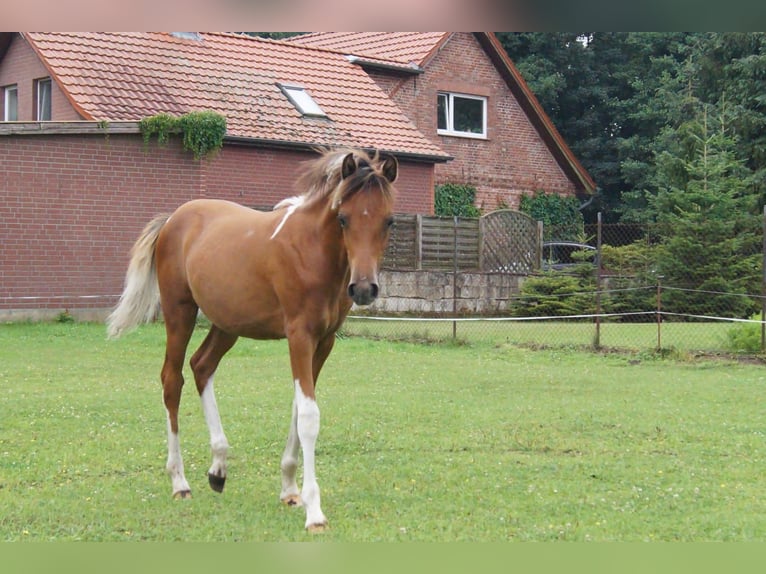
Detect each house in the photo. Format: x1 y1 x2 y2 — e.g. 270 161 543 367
0 32 594 319
289 32 596 210
0 32 448 319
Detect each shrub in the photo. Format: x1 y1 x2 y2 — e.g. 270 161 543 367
513 271 596 317
725 315 764 354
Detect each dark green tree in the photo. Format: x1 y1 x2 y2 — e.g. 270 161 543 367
650 102 761 318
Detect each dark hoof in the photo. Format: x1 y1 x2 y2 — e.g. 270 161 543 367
208 473 226 493
173 490 192 500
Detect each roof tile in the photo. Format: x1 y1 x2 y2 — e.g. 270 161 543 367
24 32 447 159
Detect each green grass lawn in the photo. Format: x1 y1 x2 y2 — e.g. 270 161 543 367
1 321 765 541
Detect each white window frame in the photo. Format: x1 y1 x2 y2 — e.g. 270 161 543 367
3 84 18 121
437 92 487 139
278 83 327 118
35 77 52 121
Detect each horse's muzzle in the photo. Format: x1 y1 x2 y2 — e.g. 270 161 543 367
348 281 379 306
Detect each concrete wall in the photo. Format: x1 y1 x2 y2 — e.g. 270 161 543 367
362 270 524 315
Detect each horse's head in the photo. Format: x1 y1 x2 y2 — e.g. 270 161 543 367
335 151 398 306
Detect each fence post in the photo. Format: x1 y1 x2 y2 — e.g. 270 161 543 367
656 276 663 351
453 216 458 340
762 206 765 352
594 212 602 349
416 214 423 271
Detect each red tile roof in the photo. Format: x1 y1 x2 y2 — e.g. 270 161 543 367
22 32 448 160
289 32 449 67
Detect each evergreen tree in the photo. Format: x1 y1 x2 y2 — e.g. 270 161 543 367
650 102 761 318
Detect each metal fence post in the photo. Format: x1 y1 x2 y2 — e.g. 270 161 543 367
656 276 663 351
762 206 765 352
594 212 602 349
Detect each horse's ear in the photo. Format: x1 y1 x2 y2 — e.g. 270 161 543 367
381 154 398 183
341 153 357 179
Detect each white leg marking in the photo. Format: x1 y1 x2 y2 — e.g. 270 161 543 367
166 414 191 495
294 379 327 529
200 375 229 481
280 398 301 503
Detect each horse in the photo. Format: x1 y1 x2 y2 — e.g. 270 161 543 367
106 148 398 531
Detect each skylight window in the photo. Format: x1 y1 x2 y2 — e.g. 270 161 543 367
278 84 327 118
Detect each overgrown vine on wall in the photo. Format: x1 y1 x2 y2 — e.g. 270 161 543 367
139 111 227 160
519 191 584 240
434 183 481 217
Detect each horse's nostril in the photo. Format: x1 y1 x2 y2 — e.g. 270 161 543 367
370 283 379 299
348 284 356 298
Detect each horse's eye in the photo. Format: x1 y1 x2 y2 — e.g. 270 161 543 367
385 217 394 229
338 214 348 229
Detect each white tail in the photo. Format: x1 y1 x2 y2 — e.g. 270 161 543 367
106 214 169 339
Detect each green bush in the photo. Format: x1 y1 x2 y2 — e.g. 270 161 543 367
434 183 480 217
725 315 764 353
513 271 596 317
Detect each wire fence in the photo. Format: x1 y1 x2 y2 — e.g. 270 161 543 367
344 212 766 358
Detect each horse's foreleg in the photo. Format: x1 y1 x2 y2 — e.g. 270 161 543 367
280 333 334 506
285 332 327 531
294 379 326 531
279 398 301 506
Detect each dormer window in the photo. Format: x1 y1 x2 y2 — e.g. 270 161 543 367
278 83 327 118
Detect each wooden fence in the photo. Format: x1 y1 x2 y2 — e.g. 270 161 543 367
383 210 542 273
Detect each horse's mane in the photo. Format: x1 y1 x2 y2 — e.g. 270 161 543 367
285 148 395 211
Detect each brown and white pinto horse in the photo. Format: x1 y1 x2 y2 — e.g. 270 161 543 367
107 148 397 531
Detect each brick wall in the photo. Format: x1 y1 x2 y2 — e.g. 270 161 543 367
384 33 580 211
0 132 434 316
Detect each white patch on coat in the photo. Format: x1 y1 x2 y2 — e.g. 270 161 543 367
270 196 304 239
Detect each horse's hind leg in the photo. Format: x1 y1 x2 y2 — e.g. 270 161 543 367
161 301 198 499
190 325 238 493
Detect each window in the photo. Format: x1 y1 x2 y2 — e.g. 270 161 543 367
278 83 327 118
437 92 487 138
35 77 51 121
3 85 17 121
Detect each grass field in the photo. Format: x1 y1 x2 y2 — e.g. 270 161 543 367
1 321 765 541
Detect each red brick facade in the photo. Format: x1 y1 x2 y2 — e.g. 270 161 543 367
0 35 81 122
372 33 580 211
0 133 433 314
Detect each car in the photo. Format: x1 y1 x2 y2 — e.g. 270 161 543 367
542 241 597 271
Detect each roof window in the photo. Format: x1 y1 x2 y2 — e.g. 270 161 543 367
278 83 327 118
171 32 203 41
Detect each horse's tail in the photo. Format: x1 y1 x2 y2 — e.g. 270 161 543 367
106 214 170 339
